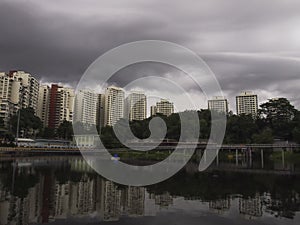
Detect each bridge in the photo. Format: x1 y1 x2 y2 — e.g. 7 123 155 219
128 143 300 151
0 143 299 153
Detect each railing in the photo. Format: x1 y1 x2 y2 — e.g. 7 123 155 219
0 143 300 153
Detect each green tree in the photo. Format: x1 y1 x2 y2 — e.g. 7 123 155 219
292 110 300 143
259 98 296 139
10 108 42 138
56 120 73 140
252 128 274 144
41 127 56 139
224 114 257 144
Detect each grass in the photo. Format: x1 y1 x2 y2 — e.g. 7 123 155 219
270 151 300 163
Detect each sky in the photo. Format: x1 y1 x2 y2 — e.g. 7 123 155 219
1 0 300 112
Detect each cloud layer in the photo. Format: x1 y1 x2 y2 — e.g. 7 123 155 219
0 0 300 111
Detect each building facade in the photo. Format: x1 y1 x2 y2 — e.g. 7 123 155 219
126 92 147 121
0 71 39 126
104 86 124 126
74 90 98 126
150 105 157 117
48 84 74 129
208 96 229 114
236 91 258 117
156 99 174 117
37 85 50 127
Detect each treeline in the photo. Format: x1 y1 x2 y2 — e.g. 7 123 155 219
0 108 73 145
1 98 299 147
101 98 300 147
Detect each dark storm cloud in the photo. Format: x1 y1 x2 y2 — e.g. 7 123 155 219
0 0 300 111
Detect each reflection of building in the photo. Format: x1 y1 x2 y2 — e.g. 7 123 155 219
104 86 125 126
126 187 145 216
53 182 70 218
0 180 10 225
98 179 122 221
208 96 229 114
239 194 263 219
236 91 258 117
150 192 173 209
69 175 95 215
126 92 147 121
70 158 94 173
2 175 44 225
209 198 231 213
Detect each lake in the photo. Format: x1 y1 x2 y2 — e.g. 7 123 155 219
0 153 300 225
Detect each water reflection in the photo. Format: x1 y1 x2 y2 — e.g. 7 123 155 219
0 156 300 224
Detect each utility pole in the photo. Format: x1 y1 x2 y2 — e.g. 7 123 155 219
16 110 20 146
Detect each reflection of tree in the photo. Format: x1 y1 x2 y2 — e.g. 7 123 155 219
1 159 300 221
0 167 39 198
147 170 300 219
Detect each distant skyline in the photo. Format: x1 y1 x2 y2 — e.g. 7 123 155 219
1 0 300 112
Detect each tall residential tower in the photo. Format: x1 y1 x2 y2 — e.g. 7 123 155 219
208 96 229 114
236 91 258 117
126 91 147 121
104 86 125 126
74 90 99 126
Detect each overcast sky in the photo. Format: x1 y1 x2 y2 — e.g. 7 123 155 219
1 0 300 112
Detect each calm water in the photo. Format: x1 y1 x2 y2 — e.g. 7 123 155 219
0 154 300 225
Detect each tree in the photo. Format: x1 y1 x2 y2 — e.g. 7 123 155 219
56 120 73 140
41 127 56 139
10 108 42 138
224 114 257 144
252 128 274 144
259 98 296 139
292 110 300 143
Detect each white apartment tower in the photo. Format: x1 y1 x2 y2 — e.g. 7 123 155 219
156 99 174 117
0 71 39 126
58 87 75 124
12 71 39 111
37 85 50 127
208 96 229 114
126 92 147 121
150 105 157 117
236 91 258 117
0 72 11 125
74 90 99 126
104 86 125 126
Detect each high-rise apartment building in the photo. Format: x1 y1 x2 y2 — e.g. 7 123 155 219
97 94 105 129
208 96 229 114
37 85 50 127
0 71 39 126
74 90 99 126
104 86 125 126
48 84 74 129
150 105 157 117
236 91 258 117
126 92 147 121
156 99 174 117
0 72 12 126
11 71 39 111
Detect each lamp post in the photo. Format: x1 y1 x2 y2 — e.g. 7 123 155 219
16 109 20 146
